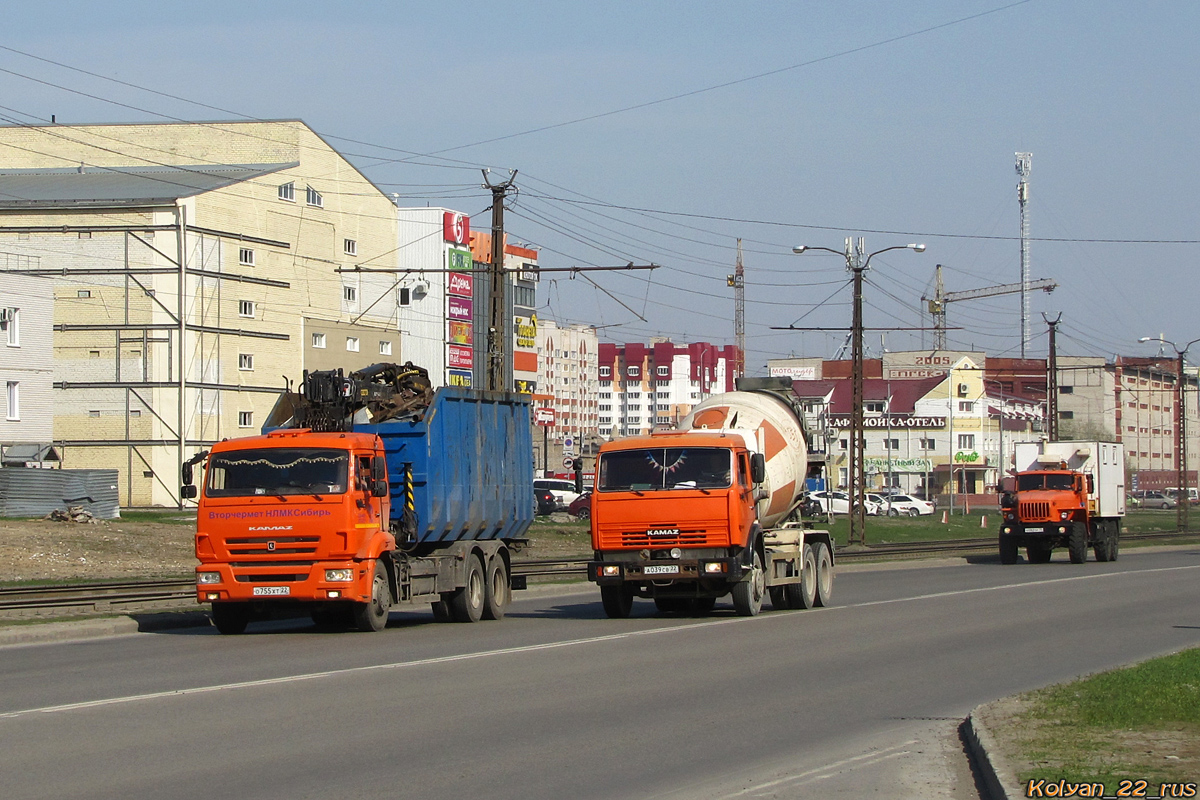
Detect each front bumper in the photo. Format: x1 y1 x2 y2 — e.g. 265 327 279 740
587 556 744 586
194 560 372 604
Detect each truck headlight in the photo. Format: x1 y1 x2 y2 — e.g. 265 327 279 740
325 569 354 582
197 572 221 585
669 547 682 559
704 561 728 574
1060 511 1069 520
601 565 621 577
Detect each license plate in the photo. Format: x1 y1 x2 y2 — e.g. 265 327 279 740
643 565 680 575
252 586 290 596
1023 527 1044 533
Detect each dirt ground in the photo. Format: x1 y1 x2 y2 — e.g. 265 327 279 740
0 514 592 584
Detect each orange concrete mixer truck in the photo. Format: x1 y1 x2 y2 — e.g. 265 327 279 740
587 377 834 618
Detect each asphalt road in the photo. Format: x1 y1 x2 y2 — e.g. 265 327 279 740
2 547 1199 800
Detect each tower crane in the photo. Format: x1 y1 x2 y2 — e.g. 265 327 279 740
923 263 1056 350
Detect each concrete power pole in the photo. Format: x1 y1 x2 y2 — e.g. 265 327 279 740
483 169 517 392
1044 313 1061 441
728 239 745 379
1016 153 1033 358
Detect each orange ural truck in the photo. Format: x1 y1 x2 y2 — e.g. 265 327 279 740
588 378 834 617
999 440 1125 564
184 369 533 634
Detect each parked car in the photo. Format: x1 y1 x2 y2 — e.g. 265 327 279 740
809 490 881 516
534 487 558 516
873 493 936 516
534 478 581 510
1132 490 1176 509
567 492 592 519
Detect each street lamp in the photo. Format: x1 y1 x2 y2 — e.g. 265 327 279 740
793 239 926 546
1138 335 1200 532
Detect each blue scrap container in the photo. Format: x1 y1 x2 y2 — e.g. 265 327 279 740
353 387 534 543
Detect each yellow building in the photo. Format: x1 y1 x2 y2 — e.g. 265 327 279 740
0 120 400 506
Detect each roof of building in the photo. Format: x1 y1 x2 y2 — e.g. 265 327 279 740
0 162 298 208
792 375 947 414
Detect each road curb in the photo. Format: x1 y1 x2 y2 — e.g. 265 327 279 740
0 610 210 646
964 704 1019 800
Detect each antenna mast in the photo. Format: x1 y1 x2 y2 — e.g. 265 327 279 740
728 238 745 378
1016 152 1032 357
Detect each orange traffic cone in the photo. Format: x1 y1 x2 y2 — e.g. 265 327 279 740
941 510 948 524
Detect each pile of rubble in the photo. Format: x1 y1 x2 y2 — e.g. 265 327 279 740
43 506 99 524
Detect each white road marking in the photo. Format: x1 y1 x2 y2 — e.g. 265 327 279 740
3 562 1198 721
722 741 915 797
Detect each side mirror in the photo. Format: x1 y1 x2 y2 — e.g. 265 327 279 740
372 456 387 481
750 453 766 484
180 484 197 500
372 479 389 498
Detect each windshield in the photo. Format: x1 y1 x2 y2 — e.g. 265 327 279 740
1017 473 1075 492
206 448 349 497
598 447 732 491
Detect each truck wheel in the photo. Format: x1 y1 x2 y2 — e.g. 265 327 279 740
813 542 834 607
768 586 790 611
785 544 817 610
482 556 509 621
449 554 486 623
431 597 453 623
211 602 250 635
1068 522 1088 564
732 549 765 617
1109 524 1120 561
353 560 392 632
1026 542 1052 564
600 585 634 618
999 533 1018 565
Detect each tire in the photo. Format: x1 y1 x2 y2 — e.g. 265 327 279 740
1109 524 1120 561
600 585 633 618
768 586 790 611
1026 542 1052 564
813 542 834 607
1093 522 1111 563
731 548 765 617
211 602 250 635
887 508 900 517
785 544 817 610
482 556 509 621
574 508 591 520
353 559 392 632
449 554 485 623
999 533 1018 565
1068 522 1088 564
431 597 453 622
906 507 919 517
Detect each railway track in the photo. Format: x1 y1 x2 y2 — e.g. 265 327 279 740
2 531 1196 620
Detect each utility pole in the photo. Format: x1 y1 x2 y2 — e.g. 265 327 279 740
484 169 517 393
1017 152 1033 358
848 237 868 546
728 239 745 379
1177 349 1188 533
1044 313 1061 441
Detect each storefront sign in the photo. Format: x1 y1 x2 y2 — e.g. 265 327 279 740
447 320 472 345
447 260 473 295
448 296 472 322
769 365 817 380
447 369 472 388
447 344 473 370
864 457 933 474
443 212 470 245
953 450 985 464
514 378 537 394
515 314 537 349
828 416 946 429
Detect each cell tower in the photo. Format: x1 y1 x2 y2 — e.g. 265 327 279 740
727 238 745 379
1016 152 1032 357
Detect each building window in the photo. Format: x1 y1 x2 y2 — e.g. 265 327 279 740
919 437 936 450
238 300 255 318
958 401 975 413
379 340 392 356
238 353 254 371
3 308 17 346
239 248 255 266
865 402 885 412
398 287 412 307
278 182 295 202
343 285 357 303
306 185 323 208
957 434 975 450
599 366 611 378
346 337 359 352
1059 386 1074 394
656 366 669 377
883 439 900 450
5 381 18 420
77 290 91 298
656 416 671 424
839 439 848 450
627 366 640 378
344 238 357 256
129 409 141 417
238 411 253 428
312 332 326 349
1059 410 1074 420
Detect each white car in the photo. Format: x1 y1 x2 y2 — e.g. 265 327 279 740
809 490 881 516
533 478 581 510
875 493 935 516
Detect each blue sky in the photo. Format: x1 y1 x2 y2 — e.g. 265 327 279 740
3 0 1196 372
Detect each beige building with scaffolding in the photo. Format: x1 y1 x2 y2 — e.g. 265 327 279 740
0 120 401 506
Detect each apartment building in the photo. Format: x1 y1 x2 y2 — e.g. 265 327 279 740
0 271 54 459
